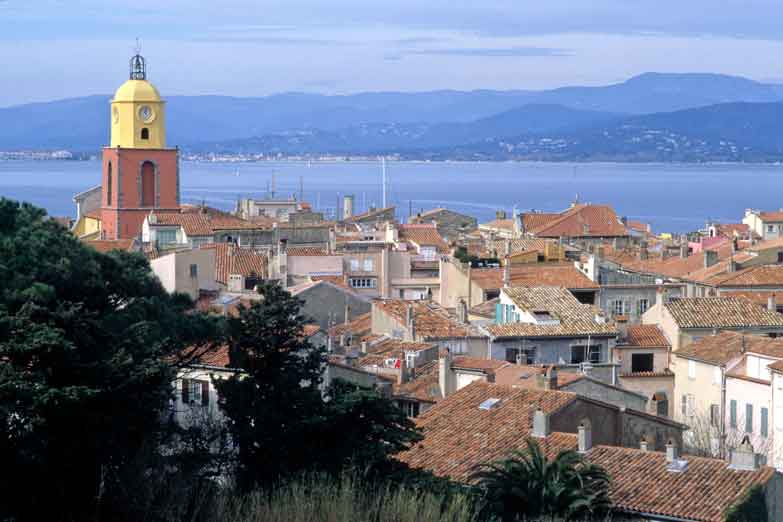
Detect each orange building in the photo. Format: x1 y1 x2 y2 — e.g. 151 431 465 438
101 53 179 239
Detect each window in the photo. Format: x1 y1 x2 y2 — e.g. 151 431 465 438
156 228 177 245
611 300 627 316
506 346 536 364
402 401 420 418
106 162 113 206
180 378 209 406
681 395 687 416
631 353 654 373
349 278 376 289
363 258 374 272
762 407 769 437
710 404 720 428
189 264 198 278
571 345 601 364
688 360 696 379
746 404 754 433
349 258 359 271
140 161 155 207
730 400 737 427
778 251 783 264
637 299 650 316
140 127 150 140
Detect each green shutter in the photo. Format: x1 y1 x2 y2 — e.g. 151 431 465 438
745 404 753 434
761 407 769 437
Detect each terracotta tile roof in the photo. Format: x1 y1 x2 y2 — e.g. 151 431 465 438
396 382 579 481
759 211 783 222
451 356 509 373
626 220 651 233
526 204 628 238
152 207 267 236
587 445 775 522
493 365 585 389
676 331 783 366
200 243 267 285
619 369 674 378
686 252 756 284
705 265 783 288
521 213 560 231
302 324 321 337
469 298 499 319
470 264 598 291
394 360 442 403
712 223 750 238
287 246 330 256
748 237 783 253
366 338 437 355
328 312 372 338
479 238 550 258
373 299 478 339
485 287 616 338
605 241 741 280
178 344 232 368
85 239 136 253
398 224 449 252
664 297 783 329
723 290 778 309
620 325 670 348
767 359 783 373
311 274 351 290
344 206 395 223
480 218 514 231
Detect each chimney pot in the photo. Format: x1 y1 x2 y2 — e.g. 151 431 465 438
640 437 649 452
577 422 592 453
665 440 679 463
769 294 777 312
729 435 760 471
532 407 550 438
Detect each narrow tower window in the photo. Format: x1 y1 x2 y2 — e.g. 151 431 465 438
106 162 113 206
141 161 155 207
141 128 150 140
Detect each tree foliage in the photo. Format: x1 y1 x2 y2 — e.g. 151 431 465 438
470 438 611 522
0 199 219 521
215 281 421 491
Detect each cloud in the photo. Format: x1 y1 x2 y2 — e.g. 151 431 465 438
407 46 572 57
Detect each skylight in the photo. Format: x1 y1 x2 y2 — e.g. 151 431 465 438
478 398 502 410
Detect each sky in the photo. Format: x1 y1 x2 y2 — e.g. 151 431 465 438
2 0 783 106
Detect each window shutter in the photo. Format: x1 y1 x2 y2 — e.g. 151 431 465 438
181 378 189 404
730 400 737 428
746 404 754 434
762 407 769 437
495 303 503 324
201 381 210 406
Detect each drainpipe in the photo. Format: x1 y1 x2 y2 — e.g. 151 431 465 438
720 365 727 459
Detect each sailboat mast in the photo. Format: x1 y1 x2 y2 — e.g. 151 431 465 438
381 156 387 208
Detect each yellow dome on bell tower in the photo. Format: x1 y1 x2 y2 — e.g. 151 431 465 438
110 54 167 149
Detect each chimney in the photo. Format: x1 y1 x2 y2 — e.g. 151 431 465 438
731 237 738 254
544 366 558 391
769 294 777 312
398 352 408 384
729 435 760 471
639 240 648 261
703 249 719 268
665 440 679 463
648 394 659 415
532 407 550 438
438 349 454 398
496 210 507 220
503 258 511 288
596 245 605 262
339 334 346 348
577 422 592 453
361 341 368 354
728 257 737 273
616 316 629 341
457 299 468 324
504 238 512 257
344 304 351 325
680 243 689 259
639 436 649 452
406 305 416 341
342 194 355 220
277 238 288 288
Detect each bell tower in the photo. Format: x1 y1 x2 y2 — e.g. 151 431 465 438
101 51 180 240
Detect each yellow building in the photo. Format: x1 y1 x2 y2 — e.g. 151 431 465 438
110 54 166 149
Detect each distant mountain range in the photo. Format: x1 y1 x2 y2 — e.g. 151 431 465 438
4 72 783 161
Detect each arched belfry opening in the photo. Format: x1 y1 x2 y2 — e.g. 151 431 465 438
140 128 150 140
141 161 155 207
106 162 113 206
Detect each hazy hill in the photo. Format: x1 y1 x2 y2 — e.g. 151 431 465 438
2 72 782 152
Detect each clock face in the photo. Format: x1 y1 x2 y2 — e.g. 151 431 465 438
138 105 154 122
112 107 119 124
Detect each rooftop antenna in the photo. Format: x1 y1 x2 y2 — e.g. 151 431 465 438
381 156 387 208
299 176 304 204
271 172 276 200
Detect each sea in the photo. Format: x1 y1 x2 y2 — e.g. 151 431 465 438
1 159 782 234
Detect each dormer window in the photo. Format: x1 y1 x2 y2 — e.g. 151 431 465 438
532 311 554 321
141 128 149 140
